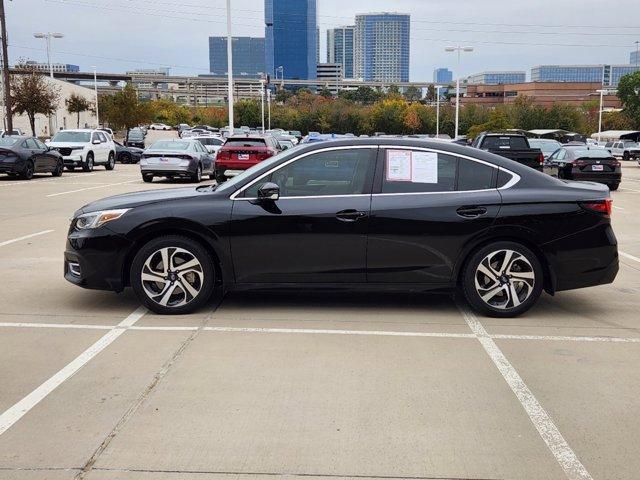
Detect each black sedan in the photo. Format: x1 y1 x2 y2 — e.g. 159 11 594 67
114 141 143 164
545 146 621 190
0 136 64 180
64 138 618 317
124 129 146 149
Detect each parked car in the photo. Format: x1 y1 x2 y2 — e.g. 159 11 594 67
125 129 146 149
472 132 544 171
214 135 280 183
192 136 224 155
98 127 114 138
149 123 171 130
139 139 214 183
177 124 191 133
0 136 64 179
278 139 296 150
545 146 621 190
47 129 116 172
528 138 562 161
288 130 303 141
0 128 25 137
64 139 618 318
605 140 640 160
114 141 143 164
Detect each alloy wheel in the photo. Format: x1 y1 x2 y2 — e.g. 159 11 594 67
140 247 204 308
474 249 535 310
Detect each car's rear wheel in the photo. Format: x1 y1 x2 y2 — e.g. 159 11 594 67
130 236 215 315
142 173 153 183
191 164 202 183
623 152 630 161
83 153 94 172
20 161 34 180
105 152 115 170
462 241 543 318
215 170 226 183
609 183 619 191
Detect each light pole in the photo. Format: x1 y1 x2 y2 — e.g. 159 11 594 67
445 45 473 139
260 79 265 134
596 89 606 143
267 88 271 130
33 32 64 78
225 0 234 131
277 65 284 81
434 85 443 137
91 65 99 127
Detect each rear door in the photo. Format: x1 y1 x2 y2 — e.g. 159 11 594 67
24 138 47 172
367 147 502 284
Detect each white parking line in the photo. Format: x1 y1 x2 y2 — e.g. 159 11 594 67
0 173 100 188
620 251 640 264
458 305 593 480
46 180 139 197
0 306 147 437
612 205 624 210
0 230 54 248
619 187 640 193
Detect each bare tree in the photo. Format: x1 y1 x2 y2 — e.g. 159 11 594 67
10 71 60 136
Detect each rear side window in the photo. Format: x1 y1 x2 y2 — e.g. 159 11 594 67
457 158 495 191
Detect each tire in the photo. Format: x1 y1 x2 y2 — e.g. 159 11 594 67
20 161 34 180
82 153 94 172
130 235 215 315
215 171 226 183
120 153 131 164
190 164 202 183
609 183 619 191
105 152 115 170
66 166 75 172
461 241 543 318
623 152 630 161
52 160 63 177
142 173 153 183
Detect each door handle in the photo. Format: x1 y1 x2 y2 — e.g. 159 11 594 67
336 209 367 222
456 206 488 218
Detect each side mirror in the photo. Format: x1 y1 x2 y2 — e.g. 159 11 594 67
257 182 280 201
92 139 101 145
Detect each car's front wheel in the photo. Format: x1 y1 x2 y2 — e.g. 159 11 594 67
83 153 94 172
52 160 64 177
462 241 543 318
130 236 215 315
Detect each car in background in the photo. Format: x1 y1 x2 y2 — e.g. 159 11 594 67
472 132 544 171
214 135 280 183
528 138 562 160
275 133 299 145
139 139 214 183
48 129 116 172
192 135 224 155
0 136 64 179
125 129 146 149
114 141 143 164
98 128 114 138
0 128 25 137
176 124 191 133
545 146 621 190
288 130 302 141
605 140 640 161
278 139 295 150
149 123 172 131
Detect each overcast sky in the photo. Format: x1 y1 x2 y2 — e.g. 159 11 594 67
6 0 640 80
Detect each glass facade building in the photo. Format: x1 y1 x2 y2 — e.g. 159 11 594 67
354 13 410 82
208 37 265 78
327 26 355 79
532 64 640 86
433 68 452 84
467 71 526 85
631 50 639 66
265 0 317 80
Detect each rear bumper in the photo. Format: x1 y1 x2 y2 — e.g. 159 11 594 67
0 159 24 174
570 170 621 185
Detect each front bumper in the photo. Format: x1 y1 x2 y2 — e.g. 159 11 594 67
62 153 85 167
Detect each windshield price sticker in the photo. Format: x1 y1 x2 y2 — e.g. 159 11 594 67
386 150 438 184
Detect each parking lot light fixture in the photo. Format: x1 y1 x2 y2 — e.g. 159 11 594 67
434 85 443 137
91 65 99 127
445 45 473 140
33 32 64 78
225 0 234 130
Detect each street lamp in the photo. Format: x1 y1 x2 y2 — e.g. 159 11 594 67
225 0 234 130
33 32 64 78
434 85 443 137
91 66 99 127
277 65 284 81
260 79 265 133
445 45 473 139
267 88 271 130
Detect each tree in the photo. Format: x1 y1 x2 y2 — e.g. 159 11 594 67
319 86 333 99
65 93 92 128
100 84 152 130
617 71 640 127
404 85 422 102
403 104 422 133
10 71 60 136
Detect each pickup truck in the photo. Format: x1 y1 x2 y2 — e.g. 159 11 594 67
604 140 640 161
471 132 544 171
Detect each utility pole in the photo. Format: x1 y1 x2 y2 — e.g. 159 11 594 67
0 0 13 132
225 0 234 130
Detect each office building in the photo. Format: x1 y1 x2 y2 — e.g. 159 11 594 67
433 68 452 84
209 36 265 78
467 71 526 85
17 60 80 73
532 64 640 87
317 63 343 94
354 13 410 82
327 26 355 79
265 0 317 80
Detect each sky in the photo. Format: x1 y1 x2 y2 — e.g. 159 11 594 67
5 0 640 81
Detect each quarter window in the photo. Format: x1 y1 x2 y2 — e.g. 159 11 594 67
457 158 495 191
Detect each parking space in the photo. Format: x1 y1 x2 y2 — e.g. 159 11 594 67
0 161 639 479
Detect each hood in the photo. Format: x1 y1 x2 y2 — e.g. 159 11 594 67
49 141 87 148
76 187 204 215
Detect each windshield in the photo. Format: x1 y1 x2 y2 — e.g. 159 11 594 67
128 131 144 139
215 144 306 194
149 141 190 151
52 131 91 143
0 137 19 147
573 149 613 158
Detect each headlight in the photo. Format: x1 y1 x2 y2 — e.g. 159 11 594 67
75 209 130 230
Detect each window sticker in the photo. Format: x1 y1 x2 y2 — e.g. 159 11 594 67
386 150 412 181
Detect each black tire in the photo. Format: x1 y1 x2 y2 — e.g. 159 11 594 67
461 241 543 318
190 164 202 183
130 235 215 315
20 161 34 180
105 152 115 170
215 171 226 183
609 183 619 191
120 153 131 164
623 152 630 161
82 153 94 172
142 173 153 183
66 166 75 172
52 160 64 177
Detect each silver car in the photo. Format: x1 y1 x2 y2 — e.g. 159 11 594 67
139 139 214 183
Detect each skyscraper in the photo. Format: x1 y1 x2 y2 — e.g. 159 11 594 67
354 13 410 82
209 37 265 78
265 0 317 80
631 49 639 67
433 68 453 84
327 26 355 79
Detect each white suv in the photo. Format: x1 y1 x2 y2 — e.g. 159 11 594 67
48 129 116 172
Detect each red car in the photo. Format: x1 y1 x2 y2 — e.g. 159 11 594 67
214 135 280 183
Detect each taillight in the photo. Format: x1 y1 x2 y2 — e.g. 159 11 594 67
216 150 230 161
612 160 621 167
538 152 544 165
580 198 612 217
574 160 586 167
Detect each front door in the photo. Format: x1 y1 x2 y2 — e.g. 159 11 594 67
367 148 502 284
229 147 377 284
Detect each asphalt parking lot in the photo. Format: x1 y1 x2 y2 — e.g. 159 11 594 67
0 150 639 480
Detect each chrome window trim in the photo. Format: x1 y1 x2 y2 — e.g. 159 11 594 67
229 145 378 201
